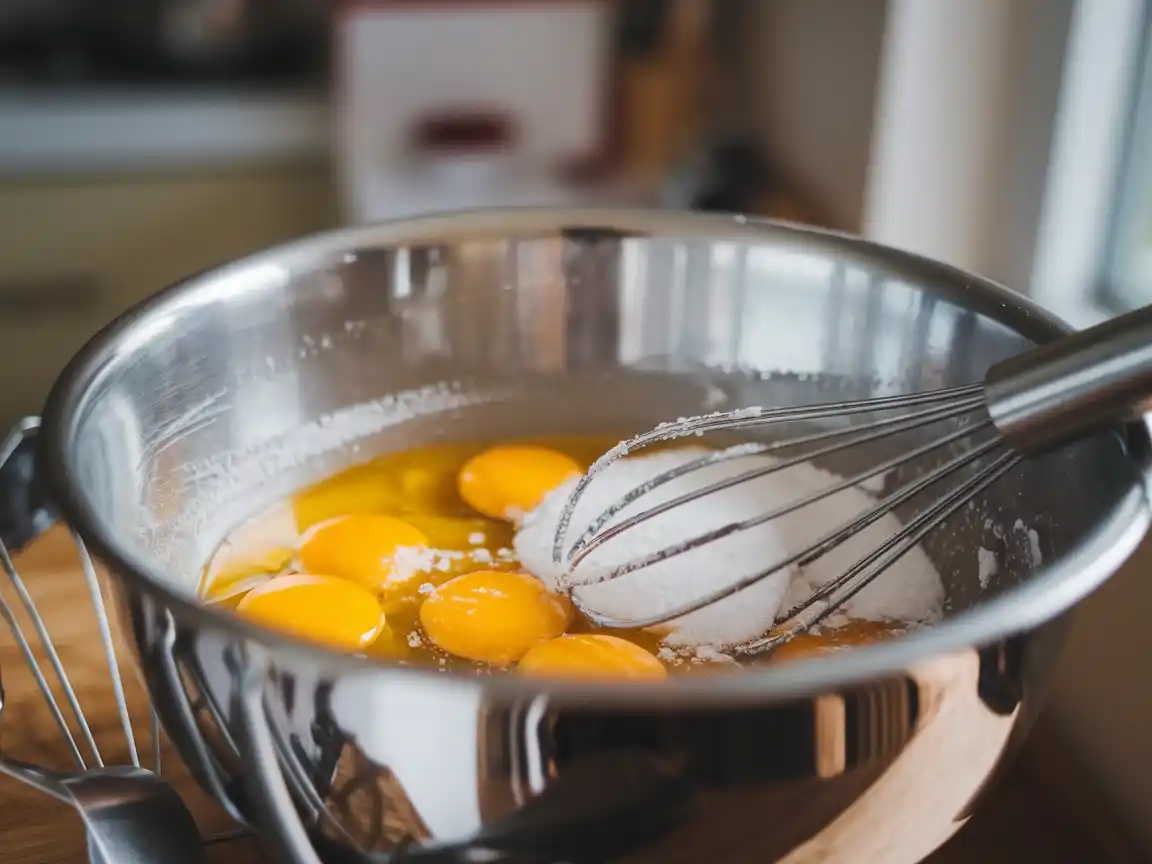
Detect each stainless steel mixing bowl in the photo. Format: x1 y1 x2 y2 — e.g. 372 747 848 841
20 209 1152 862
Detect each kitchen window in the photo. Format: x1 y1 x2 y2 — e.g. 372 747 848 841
1099 4 1152 313
1024 0 1151 325
862 0 1152 331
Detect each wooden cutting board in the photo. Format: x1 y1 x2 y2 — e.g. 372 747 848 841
0 526 1137 863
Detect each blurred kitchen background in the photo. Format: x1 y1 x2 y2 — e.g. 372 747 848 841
2 0 1152 857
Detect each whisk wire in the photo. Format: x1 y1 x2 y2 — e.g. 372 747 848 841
0 429 138 773
74 526 140 768
565 402 991 570
603 384 986 455
0 537 95 769
564 419 996 588
747 450 1022 652
0 572 87 769
574 436 1009 631
151 711 163 775
552 385 986 566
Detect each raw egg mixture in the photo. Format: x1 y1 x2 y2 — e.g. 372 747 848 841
201 437 920 680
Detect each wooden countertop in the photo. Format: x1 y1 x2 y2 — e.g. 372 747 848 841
0 526 1142 863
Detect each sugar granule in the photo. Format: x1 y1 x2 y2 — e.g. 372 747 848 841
977 547 998 588
1013 519 1043 567
692 645 738 665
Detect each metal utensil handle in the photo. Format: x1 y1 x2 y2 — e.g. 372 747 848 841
984 303 1152 454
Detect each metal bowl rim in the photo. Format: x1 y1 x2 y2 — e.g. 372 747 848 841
37 207 1152 705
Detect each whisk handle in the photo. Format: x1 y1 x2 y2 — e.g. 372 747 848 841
985 303 1152 454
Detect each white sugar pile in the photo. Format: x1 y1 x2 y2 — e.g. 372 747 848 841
514 447 944 648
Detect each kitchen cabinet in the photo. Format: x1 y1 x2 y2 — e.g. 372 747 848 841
0 164 339 427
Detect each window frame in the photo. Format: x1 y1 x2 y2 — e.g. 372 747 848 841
1098 4 1152 313
1026 0 1149 326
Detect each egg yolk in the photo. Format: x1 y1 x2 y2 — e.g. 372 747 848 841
299 513 429 593
202 545 295 604
518 634 667 681
769 619 902 664
419 570 573 664
457 446 581 522
236 573 384 651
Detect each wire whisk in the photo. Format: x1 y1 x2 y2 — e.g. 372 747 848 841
0 419 244 863
552 303 1152 651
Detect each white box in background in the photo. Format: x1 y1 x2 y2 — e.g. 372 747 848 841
334 1 615 224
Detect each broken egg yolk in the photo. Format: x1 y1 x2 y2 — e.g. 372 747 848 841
299 513 429 593
236 574 384 651
419 570 573 664
518 634 667 680
457 446 581 522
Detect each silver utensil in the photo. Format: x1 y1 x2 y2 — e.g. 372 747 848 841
0 760 207 864
550 303 1152 649
0 421 231 864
